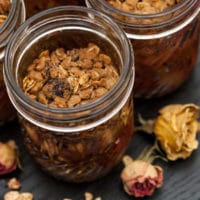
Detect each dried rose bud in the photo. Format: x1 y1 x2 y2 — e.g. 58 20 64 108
154 104 199 160
136 103 200 161
121 156 163 198
0 140 18 175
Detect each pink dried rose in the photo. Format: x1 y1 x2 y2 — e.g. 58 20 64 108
121 155 163 198
0 140 19 175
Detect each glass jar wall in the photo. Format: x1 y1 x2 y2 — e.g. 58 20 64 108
4 6 135 182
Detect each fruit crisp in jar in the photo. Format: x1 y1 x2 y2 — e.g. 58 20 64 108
4 7 135 182
86 0 200 98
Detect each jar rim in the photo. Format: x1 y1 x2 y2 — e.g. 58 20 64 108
85 0 200 39
4 6 134 132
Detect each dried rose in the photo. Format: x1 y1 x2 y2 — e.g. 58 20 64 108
0 140 19 175
121 155 163 198
136 104 200 161
154 104 199 160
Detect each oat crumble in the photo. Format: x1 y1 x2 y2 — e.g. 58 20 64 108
22 43 119 108
107 0 183 14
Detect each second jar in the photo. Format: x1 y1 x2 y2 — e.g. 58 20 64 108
0 0 25 125
4 6 135 182
86 0 200 98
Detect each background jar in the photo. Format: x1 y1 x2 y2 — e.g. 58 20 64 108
24 0 85 18
0 0 25 125
86 0 200 98
4 6 135 182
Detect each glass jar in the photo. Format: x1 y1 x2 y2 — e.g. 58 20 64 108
24 0 85 18
0 0 25 125
86 0 200 98
4 6 135 182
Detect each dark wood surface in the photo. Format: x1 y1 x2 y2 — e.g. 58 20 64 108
0 52 200 200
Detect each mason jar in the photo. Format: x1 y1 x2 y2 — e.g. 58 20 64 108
0 0 25 125
4 6 135 182
86 0 200 98
24 0 85 18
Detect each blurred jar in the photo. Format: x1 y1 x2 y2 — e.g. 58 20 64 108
86 0 200 98
0 0 25 125
24 0 85 18
4 6 135 182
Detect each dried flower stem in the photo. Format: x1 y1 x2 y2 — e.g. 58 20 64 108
123 141 167 167
137 141 168 163
135 114 155 134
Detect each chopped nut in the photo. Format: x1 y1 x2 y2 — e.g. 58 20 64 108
4 191 20 200
17 193 33 200
67 95 81 107
0 14 7 24
4 191 33 200
7 178 21 190
79 87 93 100
55 48 66 61
85 192 93 200
95 87 108 98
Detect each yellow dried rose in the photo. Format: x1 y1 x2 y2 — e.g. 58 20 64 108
154 104 199 161
136 104 200 161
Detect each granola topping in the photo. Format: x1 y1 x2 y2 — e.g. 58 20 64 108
22 43 119 108
107 0 183 14
7 178 21 190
